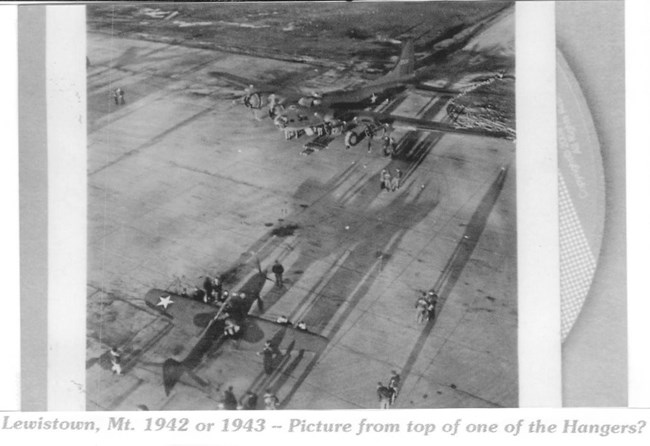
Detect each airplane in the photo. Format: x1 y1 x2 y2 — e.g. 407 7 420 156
223 39 515 151
144 282 327 396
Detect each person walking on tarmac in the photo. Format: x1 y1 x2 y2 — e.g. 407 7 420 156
364 125 375 153
271 260 285 288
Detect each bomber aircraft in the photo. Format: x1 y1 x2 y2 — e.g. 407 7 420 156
220 40 515 153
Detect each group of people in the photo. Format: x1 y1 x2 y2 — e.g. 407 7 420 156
184 274 252 339
376 370 401 409
369 125 398 157
182 275 243 310
109 342 281 410
380 168 402 192
219 386 280 410
415 290 438 324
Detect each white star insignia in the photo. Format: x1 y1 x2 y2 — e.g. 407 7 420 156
156 295 174 310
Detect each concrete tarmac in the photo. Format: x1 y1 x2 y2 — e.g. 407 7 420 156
86 26 516 410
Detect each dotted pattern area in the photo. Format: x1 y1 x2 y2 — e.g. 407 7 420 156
559 173 597 341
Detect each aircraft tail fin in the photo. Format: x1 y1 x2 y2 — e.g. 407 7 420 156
383 40 415 81
162 358 185 396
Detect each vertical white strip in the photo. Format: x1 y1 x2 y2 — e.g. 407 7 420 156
46 5 87 410
627 0 650 408
516 2 562 406
0 5 21 411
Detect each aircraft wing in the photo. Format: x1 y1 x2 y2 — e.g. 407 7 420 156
145 289 327 351
208 70 304 99
144 289 219 336
414 84 462 96
207 71 264 90
238 316 328 354
359 110 515 140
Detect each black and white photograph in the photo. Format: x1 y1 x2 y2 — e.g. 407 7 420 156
5 0 650 444
84 2 518 410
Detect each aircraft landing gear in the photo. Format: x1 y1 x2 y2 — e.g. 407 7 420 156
344 130 361 149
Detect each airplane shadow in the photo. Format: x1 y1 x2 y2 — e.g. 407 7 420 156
395 165 509 403
169 103 480 405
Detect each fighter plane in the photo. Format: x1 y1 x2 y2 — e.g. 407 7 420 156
144 284 327 396
224 39 515 151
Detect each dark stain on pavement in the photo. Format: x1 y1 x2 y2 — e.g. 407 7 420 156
270 224 300 237
220 264 247 285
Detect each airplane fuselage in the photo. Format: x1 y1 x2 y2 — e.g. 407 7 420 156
274 77 416 134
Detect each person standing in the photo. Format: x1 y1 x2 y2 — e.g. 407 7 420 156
202 275 214 303
191 286 205 302
415 295 429 324
365 125 374 153
223 318 241 339
388 371 401 405
425 290 438 320
377 382 392 409
263 389 280 410
390 169 402 191
218 290 229 306
383 135 396 157
380 169 392 191
258 340 276 375
110 347 123 375
223 386 238 410
113 87 125 105
271 260 285 288
239 391 258 410
213 276 223 301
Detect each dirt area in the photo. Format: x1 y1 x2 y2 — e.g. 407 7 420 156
87 3 510 68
